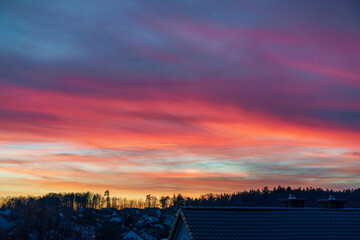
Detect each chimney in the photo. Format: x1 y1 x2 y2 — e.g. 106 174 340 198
280 194 305 208
319 195 346 209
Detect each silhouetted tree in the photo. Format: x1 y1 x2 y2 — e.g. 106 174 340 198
173 194 185 208
160 196 170 208
145 194 152 208
104 190 111 208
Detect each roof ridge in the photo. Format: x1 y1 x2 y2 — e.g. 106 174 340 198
180 206 360 211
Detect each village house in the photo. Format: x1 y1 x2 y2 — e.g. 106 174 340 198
123 230 144 240
0 211 15 232
139 208 162 223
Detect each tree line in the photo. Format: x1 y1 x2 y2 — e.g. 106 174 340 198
1 186 360 211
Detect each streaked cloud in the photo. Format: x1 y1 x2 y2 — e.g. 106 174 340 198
0 0 359 197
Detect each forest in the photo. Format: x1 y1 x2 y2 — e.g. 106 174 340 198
2 186 360 210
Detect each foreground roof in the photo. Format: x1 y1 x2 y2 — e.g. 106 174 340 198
168 207 360 240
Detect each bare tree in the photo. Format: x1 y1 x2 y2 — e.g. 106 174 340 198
111 197 118 209
104 190 111 208
145 194 152 208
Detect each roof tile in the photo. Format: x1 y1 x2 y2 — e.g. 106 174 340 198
175 207 360 240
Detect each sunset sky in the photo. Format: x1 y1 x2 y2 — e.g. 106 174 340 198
0 0 360 198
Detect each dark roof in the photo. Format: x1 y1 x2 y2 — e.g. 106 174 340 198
169 207 360 240
120 208 140 217
160 207 176 215
139 208 161 216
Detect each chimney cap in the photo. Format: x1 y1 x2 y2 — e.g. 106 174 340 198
328 195 336 200
319 195 346 209
288 194 296 200
280 194 305 208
